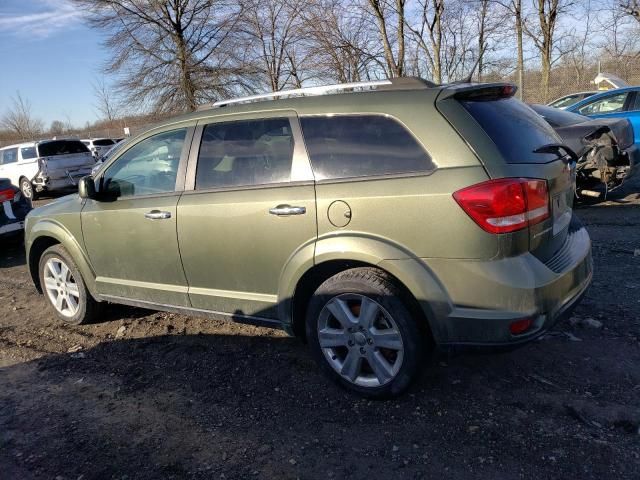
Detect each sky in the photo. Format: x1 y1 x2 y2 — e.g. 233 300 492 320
0 0 110 128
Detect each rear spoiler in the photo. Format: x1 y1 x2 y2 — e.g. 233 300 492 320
437 82 518 101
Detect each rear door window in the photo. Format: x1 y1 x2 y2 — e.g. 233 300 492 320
38 140 89 157
460 97 561 163
300 115 433 180
195 118 294 190
577 92 629 115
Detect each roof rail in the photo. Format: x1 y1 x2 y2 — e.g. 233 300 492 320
202 77 435 110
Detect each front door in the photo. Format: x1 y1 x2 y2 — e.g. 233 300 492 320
177 114 316 319
82 127 193 306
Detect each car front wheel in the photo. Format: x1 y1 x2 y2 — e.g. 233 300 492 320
306 268 426 398
39 245 100 325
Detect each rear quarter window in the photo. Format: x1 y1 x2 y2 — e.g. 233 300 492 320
461 97 561 163
300 115 433 180
20 147 37 159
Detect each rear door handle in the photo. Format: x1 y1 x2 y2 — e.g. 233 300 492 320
144 210 172 220
269 205 306 216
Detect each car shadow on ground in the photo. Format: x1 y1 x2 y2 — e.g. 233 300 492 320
0 238 26 269
1 327 639 480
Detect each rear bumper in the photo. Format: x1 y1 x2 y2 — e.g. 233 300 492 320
422 218 593 348
33 167 93 192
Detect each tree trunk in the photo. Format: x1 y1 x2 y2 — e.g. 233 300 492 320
514 0 524 100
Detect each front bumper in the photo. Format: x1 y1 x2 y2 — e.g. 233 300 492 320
425 220 593 348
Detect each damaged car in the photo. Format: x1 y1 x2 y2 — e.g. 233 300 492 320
530 104 639 199
0 178 31 240
0 140 95 200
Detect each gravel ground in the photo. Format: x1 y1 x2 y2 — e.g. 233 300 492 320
0 180 639 480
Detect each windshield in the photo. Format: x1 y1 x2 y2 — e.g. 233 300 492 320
460 97 561 163
529 104 587 127
37 140 89 157
94 139 115 146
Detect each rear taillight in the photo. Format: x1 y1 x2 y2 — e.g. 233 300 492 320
0 189 15 202
453 178 550 234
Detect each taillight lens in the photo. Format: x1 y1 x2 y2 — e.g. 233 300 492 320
0 189 15 202
453 178 550 234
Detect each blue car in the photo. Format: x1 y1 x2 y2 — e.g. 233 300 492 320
566 86 640 146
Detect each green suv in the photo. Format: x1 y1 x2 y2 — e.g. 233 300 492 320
25 78 592 398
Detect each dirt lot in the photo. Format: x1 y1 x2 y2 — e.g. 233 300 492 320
1 183 639 480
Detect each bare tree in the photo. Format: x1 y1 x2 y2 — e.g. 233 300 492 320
0 92 44 140
75 0 248 112
524 0 573 101
93 77 121 123
242 0 307 91
50 120 66 136
406 0 481 83
621 1 640 21
405 0 445 83
367 0 406 77
303 0 384 83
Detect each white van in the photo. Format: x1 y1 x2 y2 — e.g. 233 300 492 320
0 140 95 199
81 138 116 159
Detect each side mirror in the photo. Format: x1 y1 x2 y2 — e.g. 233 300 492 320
78 176 97 200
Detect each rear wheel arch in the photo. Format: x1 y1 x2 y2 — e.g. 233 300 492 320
290 261 433 346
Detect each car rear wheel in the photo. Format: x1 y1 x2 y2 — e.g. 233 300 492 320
306 268 425 398
39 245 100 325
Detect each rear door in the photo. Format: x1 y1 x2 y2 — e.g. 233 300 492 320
177 112 316 320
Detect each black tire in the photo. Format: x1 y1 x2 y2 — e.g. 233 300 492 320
306 267 426 399
19 177 36 201
38 245 100 325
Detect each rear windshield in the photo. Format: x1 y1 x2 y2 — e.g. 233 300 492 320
529 104 587 127
93 139 115 146
461 97 561 163
38 140 89 157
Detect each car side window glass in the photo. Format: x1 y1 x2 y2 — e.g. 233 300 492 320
21 147 37 160
102 129 186 198
300 115 433 180
196 118 294 190
0 148 18 165
632 93 640 111
578 93 628 115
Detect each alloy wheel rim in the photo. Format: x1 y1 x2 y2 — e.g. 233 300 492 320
22 181 32 198
318 294 404 387
43 258 80 318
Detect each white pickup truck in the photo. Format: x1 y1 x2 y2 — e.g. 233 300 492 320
0 140 96 200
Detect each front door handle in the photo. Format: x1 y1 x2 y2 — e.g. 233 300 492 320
144 210 172 220
269 205 306 216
